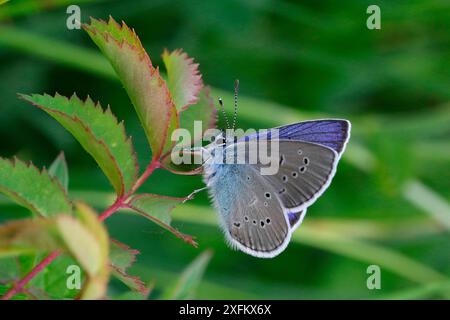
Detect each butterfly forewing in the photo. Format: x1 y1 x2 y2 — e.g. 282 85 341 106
276 120 350 155
241 119 350 155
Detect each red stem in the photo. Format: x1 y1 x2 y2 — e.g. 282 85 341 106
98 196 125 222
1 251 61 300
2 159 161 300
128 160 160 195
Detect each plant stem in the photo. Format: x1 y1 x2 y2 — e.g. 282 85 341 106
2 159 161 300
1 250 61 300
127 160 160 196
98 195 126 222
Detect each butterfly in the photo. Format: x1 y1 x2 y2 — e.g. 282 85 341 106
200 81 351 258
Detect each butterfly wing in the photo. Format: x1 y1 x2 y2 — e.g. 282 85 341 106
234 139 339 213
206 121 349 257
208 163 291 258
242 119 350 156
287 209 307 231
276 120 350 155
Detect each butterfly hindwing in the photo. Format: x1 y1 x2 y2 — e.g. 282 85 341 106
208 163 290 258
287 209 307 230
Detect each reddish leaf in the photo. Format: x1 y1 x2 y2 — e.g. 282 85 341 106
84 17 178 159
162 49 203 111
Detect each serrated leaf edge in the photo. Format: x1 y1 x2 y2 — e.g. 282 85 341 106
110 239 140 271
0 157 73 217
83 17 179 159
19 93 139 196
111 265 149 296
162 48 204 112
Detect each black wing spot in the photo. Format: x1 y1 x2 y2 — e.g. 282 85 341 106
260 221 265 227
252 220 257 225
292 171 298 178
244 216 249 222
297 149 303 155
266 218 271 224
263 201 268 207
303 157 309 165
264 192 271 199
233 222 241 228
299 166 307 173
279 188 286 194
282 175 288 183
246 176 251 181
279 155 285 165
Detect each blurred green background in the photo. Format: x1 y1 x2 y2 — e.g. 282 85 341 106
0 0 449 299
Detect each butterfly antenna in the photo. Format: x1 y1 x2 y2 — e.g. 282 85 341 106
218 98 230 129
232 79 239 130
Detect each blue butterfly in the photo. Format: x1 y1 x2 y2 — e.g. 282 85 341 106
202 81 351 258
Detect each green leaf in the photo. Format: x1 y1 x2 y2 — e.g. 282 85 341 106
130 194 185 225
162 86 217 173
73 202 110 299
0 158 73 218
0 203 110 299
179 86 217 145
0 284 27 300
109 239 149 296
127 194 198 247
110 239 139 272
111 266 149 296
20 93 138 196
83 17 178 159
0 0 9 5
162 250 212 300
162 49 203 111
29 253 81 299
48 152 69 192
0 257 21 282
